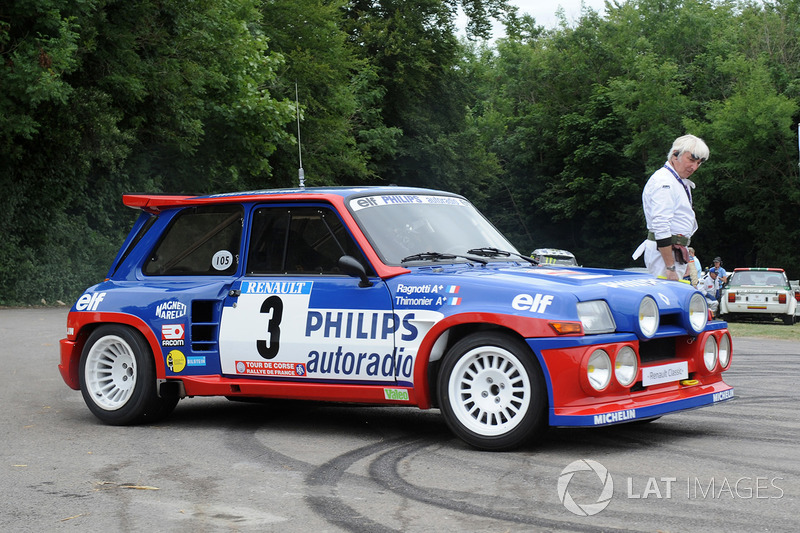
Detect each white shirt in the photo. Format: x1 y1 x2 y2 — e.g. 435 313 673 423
642 162 698 241
699 274 719 299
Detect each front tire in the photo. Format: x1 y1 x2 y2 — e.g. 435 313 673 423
437 332 547 451
79 325 177 425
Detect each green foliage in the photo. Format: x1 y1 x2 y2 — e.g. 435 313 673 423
3 0 800 304
483 0 800 271
1 0 294 304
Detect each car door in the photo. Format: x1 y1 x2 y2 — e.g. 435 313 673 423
218 204 398 384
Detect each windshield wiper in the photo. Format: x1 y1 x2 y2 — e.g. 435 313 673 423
467 247 538 265
401 251 488 265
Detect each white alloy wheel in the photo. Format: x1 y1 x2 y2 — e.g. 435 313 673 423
447 345 532 437
84 334 138 410
78 324 176 425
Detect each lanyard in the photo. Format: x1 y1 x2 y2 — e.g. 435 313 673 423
663 164 691 204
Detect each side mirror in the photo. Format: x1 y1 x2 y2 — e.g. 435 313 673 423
338 255 373 287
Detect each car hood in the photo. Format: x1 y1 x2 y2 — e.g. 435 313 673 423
387 264 702 335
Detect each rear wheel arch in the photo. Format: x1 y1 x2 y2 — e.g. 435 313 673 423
78 324 178 425
70 314 167 379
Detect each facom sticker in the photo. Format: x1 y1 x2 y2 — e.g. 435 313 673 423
161 324 185 346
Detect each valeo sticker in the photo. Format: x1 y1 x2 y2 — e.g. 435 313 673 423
384 388 409 401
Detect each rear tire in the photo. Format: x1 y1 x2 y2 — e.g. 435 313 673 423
437 332 547 451
79 325 177 425
783 314 795 326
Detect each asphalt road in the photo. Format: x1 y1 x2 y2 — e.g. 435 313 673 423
1 308 798 532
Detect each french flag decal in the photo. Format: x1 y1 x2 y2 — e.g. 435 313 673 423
449 297 462 305
446 285 460 293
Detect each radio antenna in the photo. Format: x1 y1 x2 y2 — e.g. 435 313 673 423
295 82 305 188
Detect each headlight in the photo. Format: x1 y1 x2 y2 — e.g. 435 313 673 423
587 350 612 391
688 293 708 333
615 346 638 387
638 296 659 338
718 333 732 369
703 335 718 371
577 300 616 334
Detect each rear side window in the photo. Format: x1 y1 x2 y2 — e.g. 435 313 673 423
246 206 373 275
144 205 243 276
111 214 159 276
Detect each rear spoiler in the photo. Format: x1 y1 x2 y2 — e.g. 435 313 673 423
122 194 195 213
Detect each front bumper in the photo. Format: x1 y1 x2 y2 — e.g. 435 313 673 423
59 338 81 390
550 381 733 426
528 327 733 427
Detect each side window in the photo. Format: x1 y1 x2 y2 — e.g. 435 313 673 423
247 206 374 276
144 205 243 276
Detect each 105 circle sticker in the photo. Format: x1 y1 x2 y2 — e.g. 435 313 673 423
212 250 234 270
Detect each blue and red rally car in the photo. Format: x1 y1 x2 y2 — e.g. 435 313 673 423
59 187 733 450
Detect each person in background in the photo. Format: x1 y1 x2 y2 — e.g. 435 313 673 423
708 256 728 285
684 246 701 286
699 269 720 315
632 135 709 280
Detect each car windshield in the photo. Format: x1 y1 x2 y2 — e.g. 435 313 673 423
729 271 787 287
348 194 517 265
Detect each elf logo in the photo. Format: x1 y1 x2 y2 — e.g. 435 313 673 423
512 293 554 314
75 292 106 311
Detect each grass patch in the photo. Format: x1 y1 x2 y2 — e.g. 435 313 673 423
724 320 800 341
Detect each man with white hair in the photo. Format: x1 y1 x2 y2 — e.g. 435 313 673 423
633 134 709 280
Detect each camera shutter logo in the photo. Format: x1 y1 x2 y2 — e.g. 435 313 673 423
557 459 614 516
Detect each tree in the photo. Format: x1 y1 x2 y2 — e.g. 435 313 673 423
691 55 800 268
259 0 399 186
0 0 294 304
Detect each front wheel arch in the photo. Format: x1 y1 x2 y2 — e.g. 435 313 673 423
427 323 531 408
436 331 548 451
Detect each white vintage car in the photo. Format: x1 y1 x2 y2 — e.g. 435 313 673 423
719 268 799 325
530 248 578 266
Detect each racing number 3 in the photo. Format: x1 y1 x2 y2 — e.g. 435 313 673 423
257 296 283 359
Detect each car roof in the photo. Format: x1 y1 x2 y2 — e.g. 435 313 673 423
732 267 786 273
123 186 459 213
